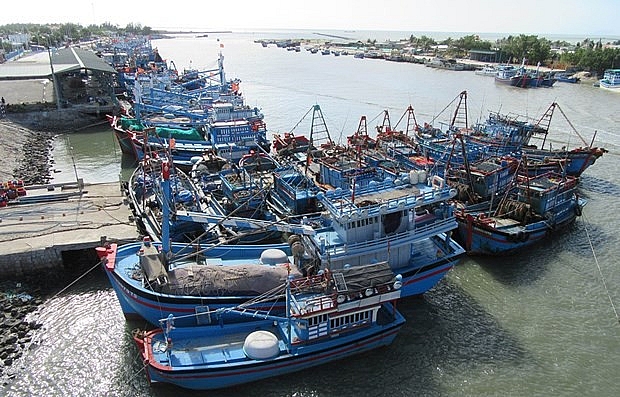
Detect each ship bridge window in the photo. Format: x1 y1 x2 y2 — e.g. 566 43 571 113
308 313 328 326
330 309 372 332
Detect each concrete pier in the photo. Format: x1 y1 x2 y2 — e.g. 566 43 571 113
0 181 139 277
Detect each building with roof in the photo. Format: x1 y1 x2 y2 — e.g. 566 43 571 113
468 50 499 63
0 47 118 130
0 47 117 129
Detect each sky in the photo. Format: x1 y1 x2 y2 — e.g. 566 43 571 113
0 0 617 38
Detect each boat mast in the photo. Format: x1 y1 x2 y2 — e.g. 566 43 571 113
218 51 226 87
533 102 557 148
392 105 419 141
161 160 172 256
403 105 418 139
450 90 468 131
286 273 293 352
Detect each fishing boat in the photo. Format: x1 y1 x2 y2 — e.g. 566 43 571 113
298 149 465 296
127 104 269 170
553 72 580 84
416 93 549 166
268 105 464 296
188 148 229 190
132 262 405 390
527 73 556 88
494 64 518 85
271 132 312 159
599 69 620 92
115 51 271 169
445 154 520 204
519 103 607 177
425 57 469 71
108 114 211 167
208 166 279 242
475 64 497 76
521 146 607 177
192 149 284 244
125 152 211 244
417 96 606 179
106 115 139 156
455 172 586 255
267 165 322 219
101 159 317 326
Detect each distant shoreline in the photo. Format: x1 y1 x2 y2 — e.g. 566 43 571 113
153 28 620 44
158 30 233 34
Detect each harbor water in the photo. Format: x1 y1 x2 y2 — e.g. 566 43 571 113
3 31 620 396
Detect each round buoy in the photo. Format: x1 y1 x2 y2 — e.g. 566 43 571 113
260 249 288 265
243 331 280 360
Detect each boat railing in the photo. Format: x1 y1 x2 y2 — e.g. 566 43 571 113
291 294 336 317
320 182 456 217
319 217 457 257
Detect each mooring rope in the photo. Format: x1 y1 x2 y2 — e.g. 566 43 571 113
1 259 107 383
581 211 620 325
48 260 102 301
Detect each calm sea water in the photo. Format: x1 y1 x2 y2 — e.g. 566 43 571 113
3 31 620 396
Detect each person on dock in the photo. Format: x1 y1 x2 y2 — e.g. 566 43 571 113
0 97 6 119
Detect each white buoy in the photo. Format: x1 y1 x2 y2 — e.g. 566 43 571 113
243 331 280 360
260 249 289 265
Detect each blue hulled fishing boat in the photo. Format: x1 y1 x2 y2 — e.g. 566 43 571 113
100 159 315 326
132 262 405 390
126 153 210 244
599 69 620 92
294 139 465 296
455 172 585 255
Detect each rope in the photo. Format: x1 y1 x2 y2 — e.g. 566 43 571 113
1 259 107 382
48 259 102 301
581 211 620 325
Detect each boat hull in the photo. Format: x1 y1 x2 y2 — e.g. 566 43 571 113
139 310 405 390
522 147 606 177
598 81 620 91
102 241 295 327
455 200 583 255
107 115 140 157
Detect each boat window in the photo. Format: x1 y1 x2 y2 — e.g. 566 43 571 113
330 309 373 331
308 313 328 326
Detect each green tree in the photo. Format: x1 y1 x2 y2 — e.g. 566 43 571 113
496 35 551 65
449 34 493 57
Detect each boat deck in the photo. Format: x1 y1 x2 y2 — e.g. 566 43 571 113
153 324 289 368
356 184 422 204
